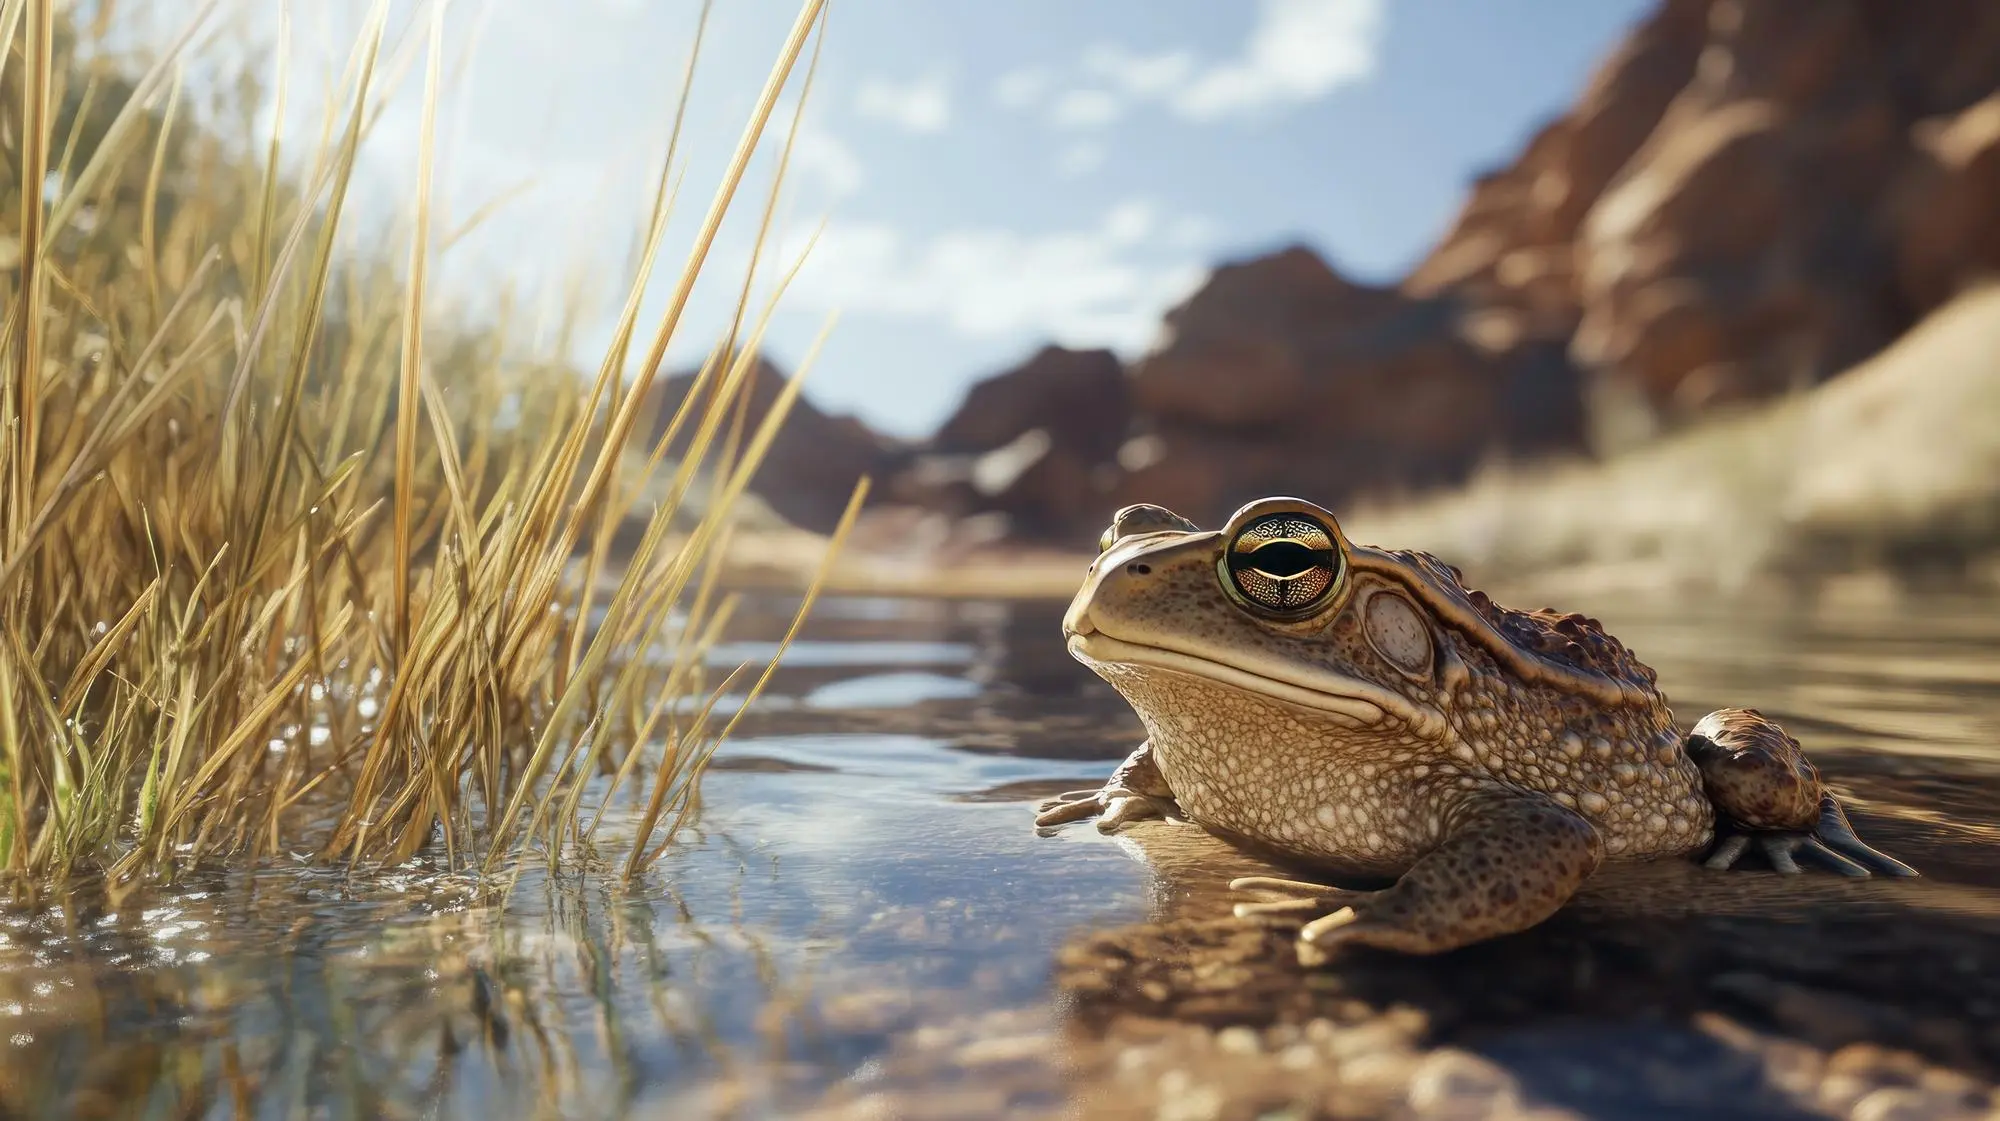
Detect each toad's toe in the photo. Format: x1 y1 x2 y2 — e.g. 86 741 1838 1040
1097 793 1177 832
1814 792 1918 876
1230 877 1365 924
1702 792 1918 878
1034 789 1109 829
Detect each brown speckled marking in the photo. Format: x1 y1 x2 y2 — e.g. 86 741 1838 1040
1044 497 1919 959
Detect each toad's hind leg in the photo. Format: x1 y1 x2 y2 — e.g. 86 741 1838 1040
1233 788 1603 962
1687 707 1917 877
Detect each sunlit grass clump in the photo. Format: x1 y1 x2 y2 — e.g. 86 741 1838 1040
0 0 852 885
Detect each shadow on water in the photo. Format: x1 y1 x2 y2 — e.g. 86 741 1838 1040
4 585 2000 1119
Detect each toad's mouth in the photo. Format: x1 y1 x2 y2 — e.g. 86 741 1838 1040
1066 631 1445 737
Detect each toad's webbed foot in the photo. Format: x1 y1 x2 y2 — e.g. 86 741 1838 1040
1688 708 1918 878
1703 791 1919 877
1231 788 1603 962
1034 741 1181 834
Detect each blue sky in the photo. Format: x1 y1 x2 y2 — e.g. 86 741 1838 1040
205 0 1656 438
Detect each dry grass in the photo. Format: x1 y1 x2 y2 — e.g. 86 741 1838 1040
0 0 857 885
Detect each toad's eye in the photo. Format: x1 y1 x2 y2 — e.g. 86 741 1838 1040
1223 514 1345 617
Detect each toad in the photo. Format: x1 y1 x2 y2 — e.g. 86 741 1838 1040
1038 498 1916 963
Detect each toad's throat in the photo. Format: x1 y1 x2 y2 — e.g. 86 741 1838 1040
1066 632 1445 736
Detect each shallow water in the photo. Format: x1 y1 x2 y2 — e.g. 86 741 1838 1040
5 586 2000 1120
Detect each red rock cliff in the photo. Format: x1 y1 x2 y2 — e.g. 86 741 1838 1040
862 0 2000 544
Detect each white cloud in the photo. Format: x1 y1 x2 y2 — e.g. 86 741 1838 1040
1174 0 1383 120
1164 213 1220 249
1055 140 1105 179
1003 0 1384 130
782 202 1213 352
1102 200 1159 245
992 68 1051 110
791 128 863 197
1049 88 1123 130
1082 45 1194 98
854 72 952 134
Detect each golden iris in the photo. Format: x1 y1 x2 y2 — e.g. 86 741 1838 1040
1224 514 1343 615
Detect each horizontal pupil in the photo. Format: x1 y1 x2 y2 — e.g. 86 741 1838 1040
1238 540 1332 579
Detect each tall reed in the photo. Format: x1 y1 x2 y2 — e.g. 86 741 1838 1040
0 0 855 886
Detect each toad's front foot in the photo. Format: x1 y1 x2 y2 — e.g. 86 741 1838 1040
1035 786 1177 833
1033 741 1181 834
1688 708 1918 878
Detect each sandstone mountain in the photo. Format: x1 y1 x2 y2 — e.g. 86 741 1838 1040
641 357 901 534
1413 0 2000 423
882 345 1130 541
724 0 2000 547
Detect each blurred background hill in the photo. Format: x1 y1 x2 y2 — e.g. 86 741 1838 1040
690 0 2000 588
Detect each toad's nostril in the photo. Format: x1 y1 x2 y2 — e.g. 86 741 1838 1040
1127 563 1151 576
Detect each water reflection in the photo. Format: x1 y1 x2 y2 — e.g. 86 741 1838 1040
803 672 984 709
2 588 1996 1119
